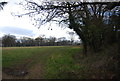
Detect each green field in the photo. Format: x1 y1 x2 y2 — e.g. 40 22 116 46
2 46 82 79
2 46 114 79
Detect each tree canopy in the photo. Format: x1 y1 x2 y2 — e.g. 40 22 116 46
19 1 120 55
2 34 16 47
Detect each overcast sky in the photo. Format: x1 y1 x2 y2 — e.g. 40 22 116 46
1 0 118 40
0 0 80 41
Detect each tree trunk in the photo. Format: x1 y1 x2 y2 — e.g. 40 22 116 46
83 42 87 56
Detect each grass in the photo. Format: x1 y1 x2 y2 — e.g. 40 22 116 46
44 47 81 79
2 46 116 79
2 46 63 68
2 46 82 79
3 47 43 68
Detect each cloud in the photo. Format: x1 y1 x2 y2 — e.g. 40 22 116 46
0 26 35 37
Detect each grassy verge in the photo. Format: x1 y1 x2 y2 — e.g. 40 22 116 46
44 45 119 79
44 46 82 79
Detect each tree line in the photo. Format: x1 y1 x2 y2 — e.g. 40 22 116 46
20 1 120 55
1 34 80 47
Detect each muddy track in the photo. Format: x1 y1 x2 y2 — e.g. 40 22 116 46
2 49 52 79
24 62 43 79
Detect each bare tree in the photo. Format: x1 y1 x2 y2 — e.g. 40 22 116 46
35 35 45 46
18 1 120 55
0 2 7 10
48 36 56 46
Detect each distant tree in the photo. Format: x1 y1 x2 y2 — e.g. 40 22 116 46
20 37 28 46
35 37 40 46
2 34 16 47
27 38 35 46
0 37 2 47
35 35 45 46
16 40 21 47
57 37 66 42
48 36 56 46
57 37 70 46
20 37 35 46
67 32 75 45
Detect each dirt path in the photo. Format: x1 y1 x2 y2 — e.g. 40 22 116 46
24 62 43 79
2 62 44 79
2 48 53 79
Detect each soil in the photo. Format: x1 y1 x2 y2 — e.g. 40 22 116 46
2 62 44 79
24 62 44 79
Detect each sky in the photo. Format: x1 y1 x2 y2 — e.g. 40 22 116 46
0 0 80 41
1 0 118 41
